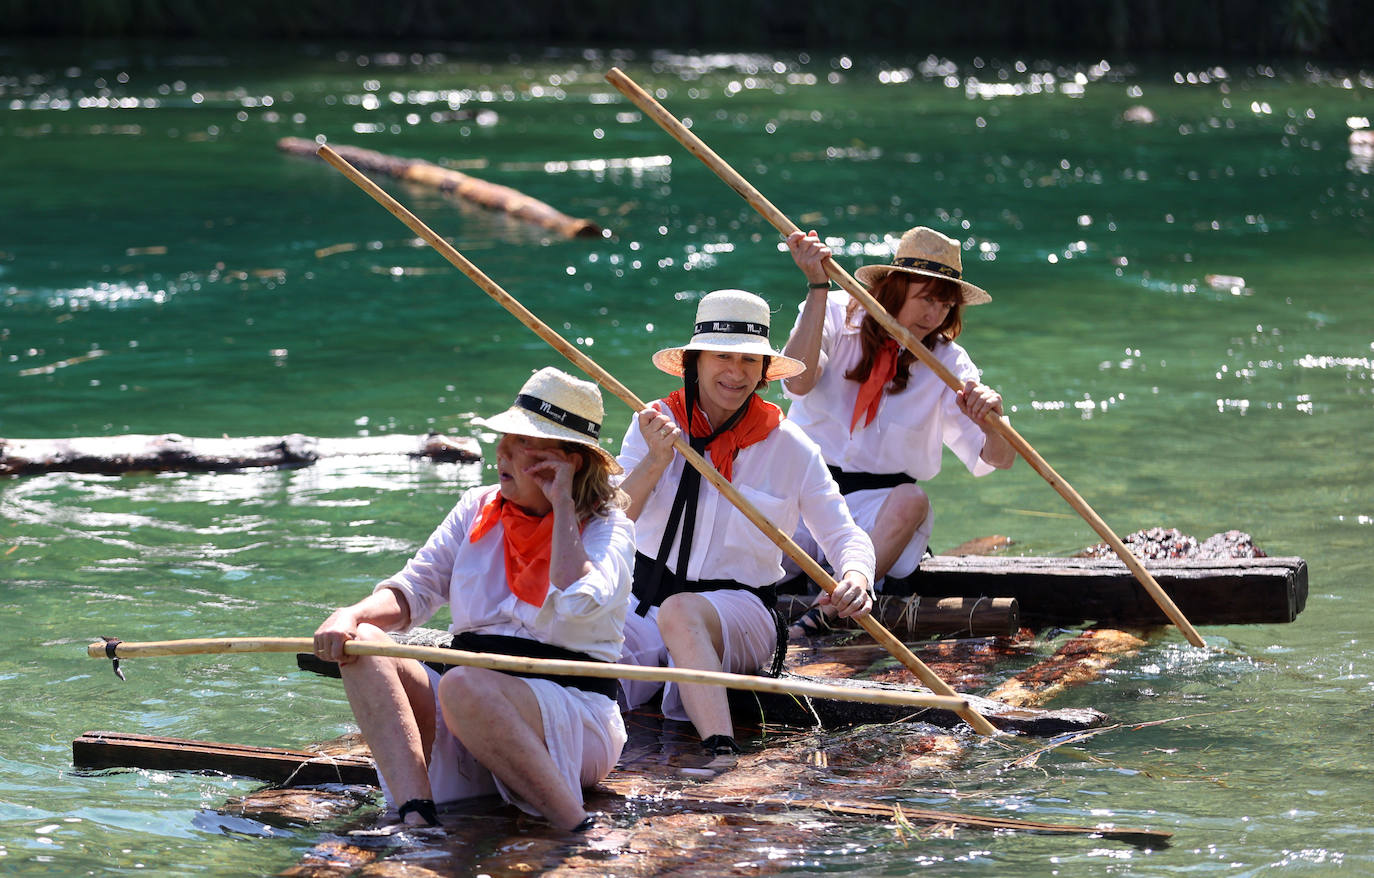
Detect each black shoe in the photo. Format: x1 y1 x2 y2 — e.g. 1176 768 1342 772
701 734 742 756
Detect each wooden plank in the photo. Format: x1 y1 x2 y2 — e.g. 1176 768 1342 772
72 731 377 786
905 555 1307 625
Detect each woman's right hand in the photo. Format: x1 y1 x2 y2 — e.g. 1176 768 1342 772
313 607 360 665
637 407 680 463
786 229 831 286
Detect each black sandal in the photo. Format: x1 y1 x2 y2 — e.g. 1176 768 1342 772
788 605 833 639
397 798 440 827
701 734 742 756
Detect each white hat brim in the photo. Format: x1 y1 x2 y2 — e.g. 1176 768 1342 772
651 338 806 381
472 408 622 474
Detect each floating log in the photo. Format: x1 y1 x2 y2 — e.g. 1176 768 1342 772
0 433 480 476
277 137 604 239
778 593 1020 638
906 555 1307 626
72 730 378 785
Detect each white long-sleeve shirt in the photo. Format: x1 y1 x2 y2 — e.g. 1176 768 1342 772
617 403 875 588
785 289 995 481
377 485 635 663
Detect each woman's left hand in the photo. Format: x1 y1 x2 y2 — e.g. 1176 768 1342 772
827 571 874 620
957 379 1004 429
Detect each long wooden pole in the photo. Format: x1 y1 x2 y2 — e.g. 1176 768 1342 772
315 144 1000 736
603 67 1206 649
87 637 969 713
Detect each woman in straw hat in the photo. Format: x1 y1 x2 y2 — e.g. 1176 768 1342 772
312 367 633 832
781 227 1015 636
615 289 875 756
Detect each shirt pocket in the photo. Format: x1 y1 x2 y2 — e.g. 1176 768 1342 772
719 483 793 561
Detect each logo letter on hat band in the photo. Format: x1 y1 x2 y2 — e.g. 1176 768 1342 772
514 394 601 439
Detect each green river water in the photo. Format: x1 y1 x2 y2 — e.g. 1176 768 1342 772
1 40 1371 876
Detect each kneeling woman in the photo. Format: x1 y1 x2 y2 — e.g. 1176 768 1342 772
617 289 875 755
313 368 634 831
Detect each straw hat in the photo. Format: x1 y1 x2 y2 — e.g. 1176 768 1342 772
651 289 806 382
854 226 991 305
473 367 622 473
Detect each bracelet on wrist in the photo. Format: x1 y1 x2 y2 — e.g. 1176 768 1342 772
807 281 831 290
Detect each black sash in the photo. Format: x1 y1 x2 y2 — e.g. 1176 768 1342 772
424 632 617 699
631 552 777 611
827 465 917 496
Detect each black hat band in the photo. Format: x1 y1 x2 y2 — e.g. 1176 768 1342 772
893 256 962 280
694 319 769 338
514 394 601 440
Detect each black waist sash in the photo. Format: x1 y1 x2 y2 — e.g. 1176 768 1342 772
425 632 617 700
827 465 917 496
631 552 777 613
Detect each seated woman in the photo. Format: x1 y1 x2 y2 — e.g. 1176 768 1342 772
616 289 875 755
312 367 634 831
781 227 1015 637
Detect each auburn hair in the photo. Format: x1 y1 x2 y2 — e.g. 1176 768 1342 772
843 272 963 393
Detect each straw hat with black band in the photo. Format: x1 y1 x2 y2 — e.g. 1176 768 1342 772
854 226 992 306
651 288 806 382
473 366 622 474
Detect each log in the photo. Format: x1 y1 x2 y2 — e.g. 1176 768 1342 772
726 674 1107 737
987 629 1148 708
778 594 1020 638
0 433 479 476
278 137 603 239
904 555 1307 626
72 730 378 785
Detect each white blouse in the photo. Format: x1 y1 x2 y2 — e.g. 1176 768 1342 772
617 404 875 588
785 289 996 481
377 485 635 663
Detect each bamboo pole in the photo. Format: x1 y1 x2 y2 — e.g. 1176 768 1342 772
315 144 1000 736
603 67 1205 649
87 637 969 713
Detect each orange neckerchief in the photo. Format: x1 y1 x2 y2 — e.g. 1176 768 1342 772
663 388 781 482
849 338 900 433
468 493 554 607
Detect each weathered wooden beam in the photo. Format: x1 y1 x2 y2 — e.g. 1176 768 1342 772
1 433 479 476
278 137 604 239
905 555 1307 626
988 629 1148 708
779 594 1020 638
72 730 377 785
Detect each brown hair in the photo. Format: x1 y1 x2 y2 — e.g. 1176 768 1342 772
561 441 628 519
843 272 964 393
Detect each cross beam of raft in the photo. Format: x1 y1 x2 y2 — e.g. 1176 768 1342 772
277 137 603 239
314 144 999 737
87 637 972 714
603 67 1206 649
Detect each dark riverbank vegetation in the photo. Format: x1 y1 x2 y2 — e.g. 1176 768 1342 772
1 0 1369 60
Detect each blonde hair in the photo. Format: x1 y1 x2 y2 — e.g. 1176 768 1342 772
563 441 628 519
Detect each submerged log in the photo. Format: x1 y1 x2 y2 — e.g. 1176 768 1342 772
906 555 1307 626
278 137 604 239
0 433 480 476
988 629 1148 708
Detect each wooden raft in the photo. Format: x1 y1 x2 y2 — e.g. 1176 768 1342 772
0 433 480 476
906 555 1308 626
278 137 603 239
72 730 377 785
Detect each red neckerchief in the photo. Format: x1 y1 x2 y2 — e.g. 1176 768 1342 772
663 389 781 482
849 338 900 433
468 493 554 607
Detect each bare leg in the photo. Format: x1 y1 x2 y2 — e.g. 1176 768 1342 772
437 667 588 831
790 484 929 637
337 624 437 825
869 483 930 580
656 592 732 740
